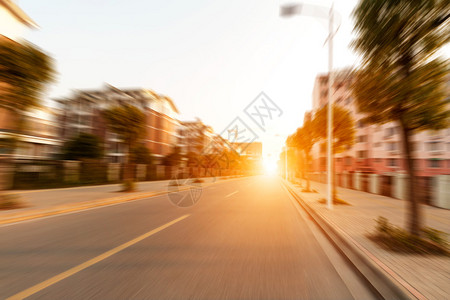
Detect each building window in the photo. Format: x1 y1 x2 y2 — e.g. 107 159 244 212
320 143 326 153
427 142 442 151
357 120 365 128
320 157 326 168
374 142 382 147
374 158 381 163
81 115 91 126
385 127 395 137
358 150 368 159
357 135 367 143
387 159 398 167
345 157 352 166
428 159 441 168
386 142 398 151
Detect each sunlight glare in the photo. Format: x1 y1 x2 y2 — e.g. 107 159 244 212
263 156 278 175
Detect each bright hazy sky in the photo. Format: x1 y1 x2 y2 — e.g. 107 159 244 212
21 0 361 164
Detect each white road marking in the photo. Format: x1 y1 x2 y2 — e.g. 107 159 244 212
225 191 239 198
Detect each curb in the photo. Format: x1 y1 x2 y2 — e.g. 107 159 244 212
282 180 422 300
0 176 246 226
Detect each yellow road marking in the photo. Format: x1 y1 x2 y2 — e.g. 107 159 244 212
6 214 190 300
0 191 164 226
1 176 247 226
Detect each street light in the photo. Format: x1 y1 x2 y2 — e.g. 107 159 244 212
280 2 339 210
285 147 288 180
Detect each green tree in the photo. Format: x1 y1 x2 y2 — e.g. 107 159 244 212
185 152 199 167
352 0 449 235
163 146 182 166
62 133 103 160
314 104 355 200
130 144 153 165
0 137 16 155
0 38 55 133
103 104 146 191
314 104 356 153
0 38 55 197
288 118 320 192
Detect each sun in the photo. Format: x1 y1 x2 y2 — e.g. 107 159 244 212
263 156 278 175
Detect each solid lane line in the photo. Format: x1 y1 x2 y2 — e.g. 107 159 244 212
225 191 239 198
6 214 191 300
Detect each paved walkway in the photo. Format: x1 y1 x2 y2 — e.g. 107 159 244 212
288 178 450 300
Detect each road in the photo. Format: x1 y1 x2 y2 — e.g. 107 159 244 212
0 176 377 299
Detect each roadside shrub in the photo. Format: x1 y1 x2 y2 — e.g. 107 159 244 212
122 179 136 192
375 216 390 233
318 197 350 205
0 194 25 210
369 217 449 256
422 227 449 248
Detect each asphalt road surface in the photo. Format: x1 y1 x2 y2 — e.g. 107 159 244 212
0 176 377 299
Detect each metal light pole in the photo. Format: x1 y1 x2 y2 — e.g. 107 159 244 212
285 147 288 180
326 5 334 210
280 3 338 209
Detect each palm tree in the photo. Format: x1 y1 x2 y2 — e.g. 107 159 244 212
352 0 449 235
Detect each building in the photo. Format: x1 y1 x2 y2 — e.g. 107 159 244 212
232 142 263 173
0 1 60 159
56 84 180 163
232 142 263 160
178 119 218 155
310 69 450 176
0 107 60 159
0 0 37 41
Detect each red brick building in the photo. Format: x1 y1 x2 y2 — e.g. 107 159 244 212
56 85 180 162
310 69 450 176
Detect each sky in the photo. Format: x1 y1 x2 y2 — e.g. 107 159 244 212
20 0 362 166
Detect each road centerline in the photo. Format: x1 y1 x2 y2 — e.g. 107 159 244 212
6 214 191 300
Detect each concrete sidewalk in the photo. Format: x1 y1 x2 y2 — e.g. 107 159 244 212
0 177 231 224
287 179 449 300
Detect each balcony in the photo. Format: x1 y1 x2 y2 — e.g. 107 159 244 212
388 151 400 156
430 150 443 156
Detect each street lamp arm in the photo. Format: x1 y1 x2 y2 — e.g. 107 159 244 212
280 3 341 30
